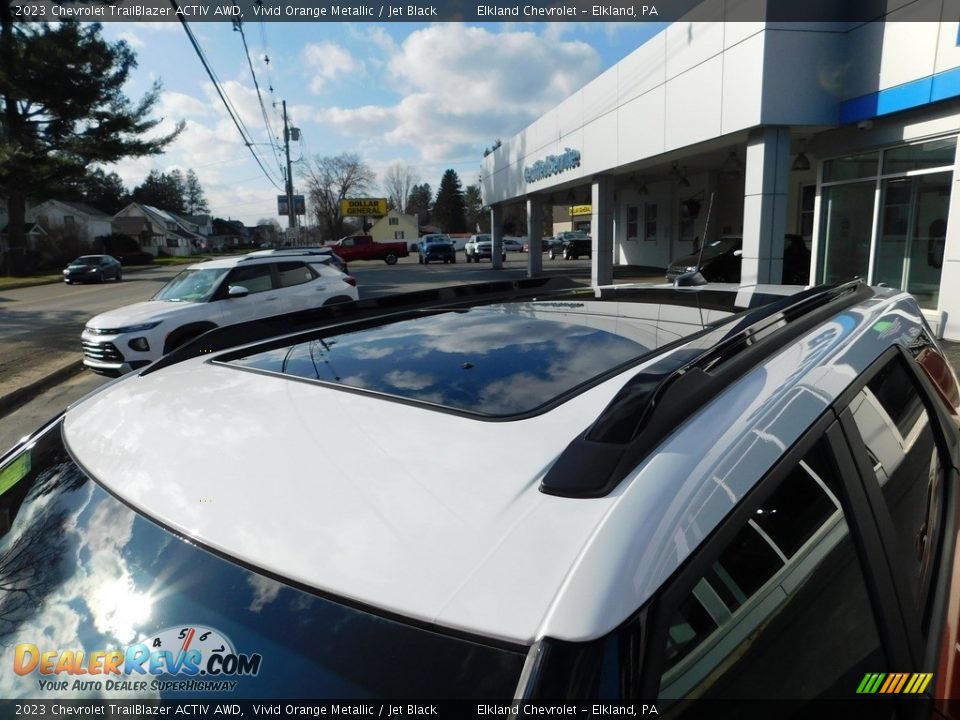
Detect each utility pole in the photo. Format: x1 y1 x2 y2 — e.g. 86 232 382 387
282 100 297 239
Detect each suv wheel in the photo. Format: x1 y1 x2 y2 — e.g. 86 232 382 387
384 253 398 265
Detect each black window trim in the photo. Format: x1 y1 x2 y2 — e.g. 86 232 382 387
214 261 278 300
834 343 960 672
636 409 913 701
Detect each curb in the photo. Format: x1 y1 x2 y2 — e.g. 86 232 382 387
0 359 85 417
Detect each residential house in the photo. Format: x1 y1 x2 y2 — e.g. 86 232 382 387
113 203 202 257
370 210 418 249
29 200 113 247
207 218 253 252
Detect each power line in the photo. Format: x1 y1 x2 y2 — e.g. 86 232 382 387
169 0 283 191
234 18 286 180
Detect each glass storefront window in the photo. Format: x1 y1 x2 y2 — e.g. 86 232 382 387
883 138 957 175
818 137 955 308
818 181 875 284
822 152 879 182
645 203 658 241
874 173 950 309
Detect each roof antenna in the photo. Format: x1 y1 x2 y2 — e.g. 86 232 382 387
695 191 715 277
694 191 716 327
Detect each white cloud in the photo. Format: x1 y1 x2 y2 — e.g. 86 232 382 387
309 25 600 165
158 91 212 121
303 41 365 94
117 31 145 49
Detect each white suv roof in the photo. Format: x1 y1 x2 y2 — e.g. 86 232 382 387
63 280 916 644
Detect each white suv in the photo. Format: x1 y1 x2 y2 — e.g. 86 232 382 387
80 253 359 375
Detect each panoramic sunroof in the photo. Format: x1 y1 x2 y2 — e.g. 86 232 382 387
224 303 673 417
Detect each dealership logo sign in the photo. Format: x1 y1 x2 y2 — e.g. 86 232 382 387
524 148 581 183
14 625 262 693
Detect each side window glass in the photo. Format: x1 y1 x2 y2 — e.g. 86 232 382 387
850 354 946 624
225 264 274 294
658 439 887 705
276 262 315 288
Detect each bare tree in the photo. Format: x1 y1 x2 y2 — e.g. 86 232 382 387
301 153 376 242
382 163 419 214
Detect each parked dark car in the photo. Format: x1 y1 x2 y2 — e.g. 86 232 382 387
419 236 456 264
666 234 812 284
550 237 592 260
63 254 122 284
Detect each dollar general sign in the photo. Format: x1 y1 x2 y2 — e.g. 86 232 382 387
341 198 387 216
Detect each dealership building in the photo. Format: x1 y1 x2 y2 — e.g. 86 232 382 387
480 10 960 339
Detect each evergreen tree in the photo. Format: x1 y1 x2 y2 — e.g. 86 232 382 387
464 184 487 232
405 183 432 226
132 170 186 213
79 168 128 215
0 17 182 274
184 169 209 214
432 170 467 233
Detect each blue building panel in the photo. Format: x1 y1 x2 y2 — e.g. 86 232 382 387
840 67 960 125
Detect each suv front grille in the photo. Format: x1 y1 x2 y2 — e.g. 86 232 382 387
82 340 123 363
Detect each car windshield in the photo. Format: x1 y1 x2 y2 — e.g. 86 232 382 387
153 268 229 303
70 256 102 266
701 237 742 260
0 424 526 700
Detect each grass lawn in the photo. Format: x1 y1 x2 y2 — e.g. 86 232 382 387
0 273 65 290
0 255 216 290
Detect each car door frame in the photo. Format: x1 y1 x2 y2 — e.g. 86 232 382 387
833 344 960 717
637 408 917 707
213 262 283 325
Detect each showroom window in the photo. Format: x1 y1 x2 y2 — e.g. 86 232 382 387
818 137 955 309
626 206 639 240
645 203 658 241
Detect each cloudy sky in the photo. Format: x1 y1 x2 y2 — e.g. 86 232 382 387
101 21 666 225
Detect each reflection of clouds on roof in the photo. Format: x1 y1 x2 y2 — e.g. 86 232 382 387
229 304 657 416
384 370 435 392
247 574 282 614
0 475 159 701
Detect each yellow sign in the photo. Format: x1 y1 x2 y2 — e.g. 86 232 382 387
570 204 592 216
340 198 387 216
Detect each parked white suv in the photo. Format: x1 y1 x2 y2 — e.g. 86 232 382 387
80 253 359 375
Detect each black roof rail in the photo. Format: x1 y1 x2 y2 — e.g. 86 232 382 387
141 275 581 376
540 280 872 498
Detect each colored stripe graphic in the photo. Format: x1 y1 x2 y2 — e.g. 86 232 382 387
857 672 932 694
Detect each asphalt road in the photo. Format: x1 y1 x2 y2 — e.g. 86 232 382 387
0 264 184 397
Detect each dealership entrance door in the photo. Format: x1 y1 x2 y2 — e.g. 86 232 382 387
818 137 955 310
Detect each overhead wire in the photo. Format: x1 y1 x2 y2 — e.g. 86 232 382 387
234 18 286 180
169 0 284 191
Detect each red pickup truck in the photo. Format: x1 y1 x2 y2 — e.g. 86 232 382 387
326 235 409 265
